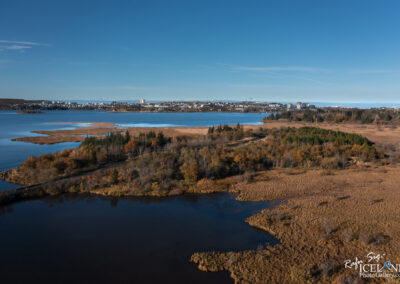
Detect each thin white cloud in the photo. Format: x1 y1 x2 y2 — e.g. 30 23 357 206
0 40 46 52
2 45 33 50
0 40 41 46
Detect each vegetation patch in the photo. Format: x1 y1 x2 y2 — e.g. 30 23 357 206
0 126 383 196
265 108 400 124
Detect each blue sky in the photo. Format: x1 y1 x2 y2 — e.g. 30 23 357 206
1 0 400 103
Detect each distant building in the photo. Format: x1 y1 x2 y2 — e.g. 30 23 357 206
296 102 304 110
139 99 146 104
268 103 281 109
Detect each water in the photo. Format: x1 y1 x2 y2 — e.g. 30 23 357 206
0 193 277 284
0 111 266 189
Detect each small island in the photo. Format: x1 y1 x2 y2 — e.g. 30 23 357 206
17 110 43 114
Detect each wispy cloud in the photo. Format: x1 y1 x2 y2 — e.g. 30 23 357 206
0 40 41 45
0 40 46 52
3 45 33 50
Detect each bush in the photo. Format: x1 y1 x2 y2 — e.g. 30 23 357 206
264 108 400 125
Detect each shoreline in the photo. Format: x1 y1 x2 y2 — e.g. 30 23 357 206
11 122 210 144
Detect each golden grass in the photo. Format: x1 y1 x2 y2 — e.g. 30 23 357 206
191 166 400 283
13 122 209 144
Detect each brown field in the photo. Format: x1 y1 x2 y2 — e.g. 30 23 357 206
192 166 400 283
12 122 208 144
12 135 85 144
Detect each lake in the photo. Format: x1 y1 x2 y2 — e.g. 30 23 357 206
0 193 277 284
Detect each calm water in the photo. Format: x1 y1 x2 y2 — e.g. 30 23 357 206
0 111 266 189
0 193 277 284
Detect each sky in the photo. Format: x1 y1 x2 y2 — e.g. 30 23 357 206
1 0 400 104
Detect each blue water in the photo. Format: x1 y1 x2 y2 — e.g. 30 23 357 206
0 111 266 189
0 193 277 284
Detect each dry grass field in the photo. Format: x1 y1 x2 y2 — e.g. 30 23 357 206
192 166 400 283
12 122 208 144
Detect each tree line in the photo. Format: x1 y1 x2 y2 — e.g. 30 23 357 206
265 108 400 124
3 126 385 196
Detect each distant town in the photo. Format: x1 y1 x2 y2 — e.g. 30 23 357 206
0 98 319 113
2 98 400 114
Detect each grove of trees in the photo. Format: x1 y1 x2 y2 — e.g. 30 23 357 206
3 126 384 196
265 108 400 124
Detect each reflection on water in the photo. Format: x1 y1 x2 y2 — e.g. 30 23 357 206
0 193 278 284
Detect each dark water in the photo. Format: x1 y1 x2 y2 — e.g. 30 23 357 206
0 193 277 284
